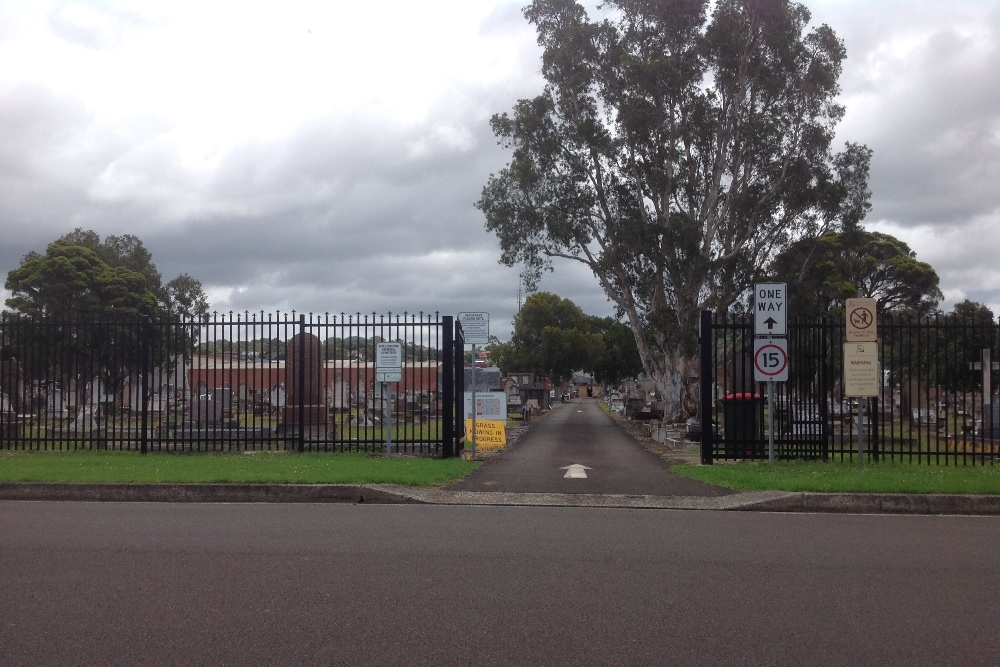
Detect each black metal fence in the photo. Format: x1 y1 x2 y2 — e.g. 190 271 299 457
699 310 1000 465
0 311 466 456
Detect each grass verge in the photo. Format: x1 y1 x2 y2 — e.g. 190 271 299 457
0 451 478 486
672 460 1000 495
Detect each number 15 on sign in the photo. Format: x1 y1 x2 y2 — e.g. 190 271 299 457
754 339 789 382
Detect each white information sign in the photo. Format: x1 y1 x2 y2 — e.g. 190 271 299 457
458 312 490 346
754 338 789 382
463 391 508 422
375 342 402 383
754 283 787 336
844 342 879 397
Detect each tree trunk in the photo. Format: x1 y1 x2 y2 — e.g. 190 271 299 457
648 351 699 423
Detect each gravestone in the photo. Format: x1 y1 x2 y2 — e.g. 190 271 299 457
187 393 224 424
211 386 232 417
72 406 99 432
1 351 25 414
328 371 348 411
284 332 328 439
270 384 286 410
986 394 1000 439
47 388 68 417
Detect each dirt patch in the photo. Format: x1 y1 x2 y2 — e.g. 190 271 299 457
607 410 702 467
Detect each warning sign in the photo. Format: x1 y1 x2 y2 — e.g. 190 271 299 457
844 342 879 396
465 419 507 451
846 298 877 342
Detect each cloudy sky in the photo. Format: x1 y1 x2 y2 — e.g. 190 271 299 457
1 0 997 340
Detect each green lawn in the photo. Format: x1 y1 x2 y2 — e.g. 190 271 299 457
673 459 1000 495
0 451 478 486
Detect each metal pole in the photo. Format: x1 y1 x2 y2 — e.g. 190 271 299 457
470 343 477 458
855 288 864 469
699 310 714 465
441 316 454 459
767 380 775 466
858 396 865 468
385 381 392 458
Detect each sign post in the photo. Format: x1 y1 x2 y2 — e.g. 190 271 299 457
754 283 788 465
754 338 789 465
845 295 878 467
375 342 402 458
458 312 489 459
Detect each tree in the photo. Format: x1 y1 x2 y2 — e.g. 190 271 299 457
4 231 212 404
164 273 210 320
769 230 942 318
491 292 640 385
13 228 209 320
491 292 589 382
4 241 160 400
589 316 644 385
935 301 998 393
5 242 158 321
476 0 871 420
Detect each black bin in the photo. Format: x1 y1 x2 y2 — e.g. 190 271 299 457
720 392 764 458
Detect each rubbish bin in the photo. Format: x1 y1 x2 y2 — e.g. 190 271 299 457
719 392 764 458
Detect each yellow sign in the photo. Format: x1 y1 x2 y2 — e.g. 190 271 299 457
465 419 507 451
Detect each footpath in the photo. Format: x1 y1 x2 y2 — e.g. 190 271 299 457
2 481 999 515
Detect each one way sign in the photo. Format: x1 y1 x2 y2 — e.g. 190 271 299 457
754 283 787 336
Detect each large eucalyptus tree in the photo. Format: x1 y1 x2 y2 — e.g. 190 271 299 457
477 0 871 419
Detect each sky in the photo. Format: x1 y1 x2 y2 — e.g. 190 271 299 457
0 0 998 341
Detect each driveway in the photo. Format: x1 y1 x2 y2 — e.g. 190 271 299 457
446 399 732 497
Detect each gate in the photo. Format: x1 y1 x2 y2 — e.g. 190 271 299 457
0 311 468 457
700 310 1000 465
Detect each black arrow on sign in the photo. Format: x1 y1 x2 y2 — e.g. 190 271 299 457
764 317 778 330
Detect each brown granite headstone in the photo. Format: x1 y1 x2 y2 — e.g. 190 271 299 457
284 332 328 438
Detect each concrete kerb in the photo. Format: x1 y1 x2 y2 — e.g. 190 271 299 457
739 491 1000 515
0 482 416 505
2 482 999 514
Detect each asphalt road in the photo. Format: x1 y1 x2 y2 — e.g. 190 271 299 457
448 398 730 496
2 502 998 666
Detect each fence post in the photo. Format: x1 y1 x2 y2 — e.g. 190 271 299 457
298 314 306 454
871 396 880 462
441 316 454 458
454 321 465 453
700 310 714 465
140 317 150 454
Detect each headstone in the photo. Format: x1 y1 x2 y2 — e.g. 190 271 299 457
211 386 232 417
270 384 286 410
328 371 348 411
1 354 25 413
47 388 68 417
283 332 328 439
187 393 224 424
72 406 98 432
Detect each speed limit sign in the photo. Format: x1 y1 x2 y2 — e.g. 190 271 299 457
754 339 789 382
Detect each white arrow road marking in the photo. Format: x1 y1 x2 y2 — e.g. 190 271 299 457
560 464 592 479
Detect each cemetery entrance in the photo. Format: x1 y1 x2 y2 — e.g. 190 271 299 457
0 312 467 457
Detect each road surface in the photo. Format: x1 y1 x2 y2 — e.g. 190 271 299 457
449 398 729 496
2 502 998 666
